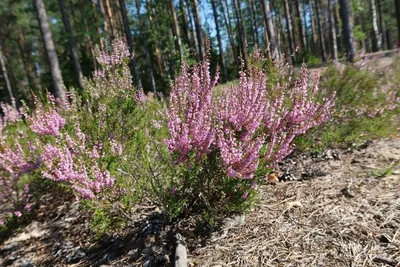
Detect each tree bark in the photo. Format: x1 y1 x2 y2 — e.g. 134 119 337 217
221 0 239 66
295 0 306 51
284 0 295 65
90 0 104 50
99 0 111 43
33 0 65 102
248 0 259 46
329 0 338 61
180 0 191 45
334 0 343 53
191 0 204 60
0 43 15 105
58 0 84 91
260 2 271 58
233 0 248 67
135 0 157 95
377 0 386 50
371 0 382 51
396 0 400 44
105 0 115 38
147 2 164 76
339 0 356 62
315 0 327 62
118 0 142 89
211 0 227 81
261 0 279 59
17 31 42 94
168 0 184 62
185 0 199 60
310 0 319 56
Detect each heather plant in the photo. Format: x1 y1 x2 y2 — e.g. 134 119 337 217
296 56 400 151
163 47 335 221
0 38 143 234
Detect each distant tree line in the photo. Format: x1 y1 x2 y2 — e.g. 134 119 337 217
0 0 399 105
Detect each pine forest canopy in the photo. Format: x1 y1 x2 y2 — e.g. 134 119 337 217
0 0 399 106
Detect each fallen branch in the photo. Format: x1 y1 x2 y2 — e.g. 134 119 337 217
373 255 399 267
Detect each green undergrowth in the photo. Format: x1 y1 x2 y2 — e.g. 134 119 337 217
296 56 400 153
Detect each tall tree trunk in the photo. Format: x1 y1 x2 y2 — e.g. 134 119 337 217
339 0 356 62
233 0 248 67
135 0 157 95
0 44 15 105
247 0 258 46
185 0 199 60
58 0 84 91
334 1 343 53
221 0 239 66
315 0 327 62
118 0 142 89
249 0 260 47
33 0 65 102
310 0 319 56
168 0 184 61
17 31 42 94
105 0 115 38
147 2 164 76
211 0 227 81
191 0 204 60
329 0 338 61
377 0 386 50
180 0 191 45
303 2 309 52
396 0 400 44
90 0 104 50
371 0 382 51
261 0 279 59
260 2 271 58
99 0 111 43
284 0 295 64
295 0 306 51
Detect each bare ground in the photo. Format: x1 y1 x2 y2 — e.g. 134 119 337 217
1 137 399 267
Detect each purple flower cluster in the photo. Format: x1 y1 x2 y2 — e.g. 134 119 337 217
166 48 335 179
97 39 131 66
28 105 66 137
165 55 219 162
92 38 133 96
41 125 115 200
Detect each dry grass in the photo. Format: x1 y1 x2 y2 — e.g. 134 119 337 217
190 139 400 267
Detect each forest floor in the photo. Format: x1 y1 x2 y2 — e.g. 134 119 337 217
0 135 399 267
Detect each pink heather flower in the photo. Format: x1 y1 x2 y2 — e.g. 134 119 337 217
0 219 4 226
165 47 335 179
0 100 20 124
25 203 32 211
14 211 22 217
110 139 123 156
28 98 66 136
170 187 177 195
93 38 133 95
165 49 219 162
0 142 37 175
97 38 130 66
41 125 114 200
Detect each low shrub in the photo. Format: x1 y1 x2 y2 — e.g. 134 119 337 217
161 47 335 222
296 56 400 151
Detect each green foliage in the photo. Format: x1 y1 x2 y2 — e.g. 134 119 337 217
296 58 400 152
